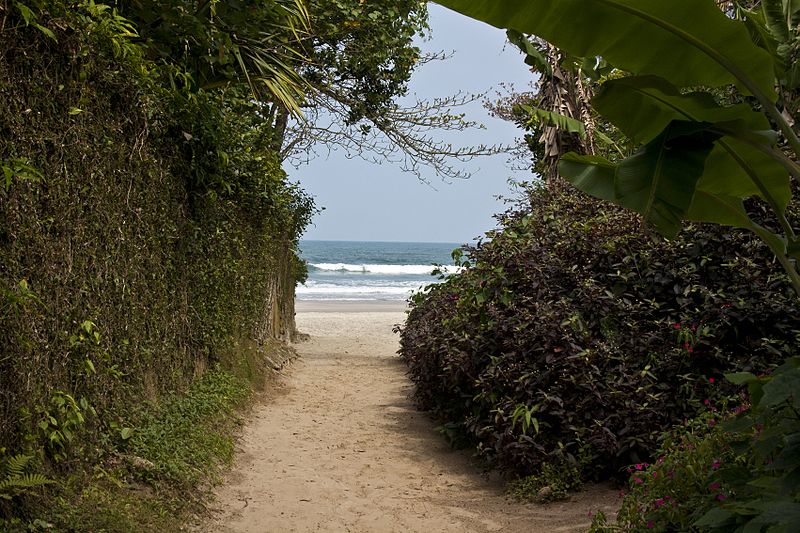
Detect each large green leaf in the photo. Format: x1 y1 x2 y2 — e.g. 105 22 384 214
435 0 777 100
614 122 718 236
560 121 718 237
686 191 753 229
593 77 766 144
593 76 791 210
506 30 551 75
763 0 791 43
519 104 585 136
558 154 615 202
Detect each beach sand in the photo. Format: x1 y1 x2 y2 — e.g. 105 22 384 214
204 300 620 532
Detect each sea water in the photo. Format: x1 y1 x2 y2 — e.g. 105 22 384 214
297 240 461 301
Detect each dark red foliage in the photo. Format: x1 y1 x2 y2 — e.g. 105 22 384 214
398 186 799 481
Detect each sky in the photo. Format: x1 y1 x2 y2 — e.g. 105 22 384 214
287 4 536 244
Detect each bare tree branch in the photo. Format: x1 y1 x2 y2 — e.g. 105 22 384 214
280 86 511 182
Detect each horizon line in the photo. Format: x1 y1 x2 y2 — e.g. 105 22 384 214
299 238 472 245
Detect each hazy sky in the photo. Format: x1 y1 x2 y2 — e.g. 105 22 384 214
289 4 535 244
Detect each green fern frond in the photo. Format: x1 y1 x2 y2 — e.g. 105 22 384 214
0 454 51 499
4 453 33 478
0 473 52 490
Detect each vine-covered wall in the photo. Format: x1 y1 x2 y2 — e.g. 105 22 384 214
0 3 311 454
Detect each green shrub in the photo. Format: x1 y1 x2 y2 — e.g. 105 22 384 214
123 368 250 487
590 410 734 531
593 358 800 531
0 1 312 525
399 184 799 481
0 0 311 455
507 461 583 503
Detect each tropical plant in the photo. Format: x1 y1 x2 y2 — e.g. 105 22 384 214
115 0 310 114
0 453 51 501
592 359 800 532
436 0 800 295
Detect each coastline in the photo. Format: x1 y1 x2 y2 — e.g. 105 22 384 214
295 299 409 313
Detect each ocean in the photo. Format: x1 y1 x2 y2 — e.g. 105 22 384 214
297 240 461 301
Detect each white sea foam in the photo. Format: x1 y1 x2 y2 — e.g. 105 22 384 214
296 285 416 295
295 281 435 300
309 263 458 275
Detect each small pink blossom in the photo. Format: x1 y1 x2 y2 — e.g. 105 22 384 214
712 459 722 470
716 494 728 501
647 520 655 529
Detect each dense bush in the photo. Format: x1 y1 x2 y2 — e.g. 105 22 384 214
592 359 800 531
399 184 800 481
0 0 311 463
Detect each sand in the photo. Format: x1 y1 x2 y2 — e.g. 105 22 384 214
203 300 620 532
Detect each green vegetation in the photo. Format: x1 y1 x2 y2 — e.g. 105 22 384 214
0 0 317 527
440 0 800 293
1 0 444 527
403 0 800 529
592 360 800 531
507 461 582 503
1 366 262 531
400 185 798 480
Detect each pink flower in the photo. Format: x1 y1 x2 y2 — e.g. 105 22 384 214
708 419 717 427
709 482 721 491
716 494 728 501
709 377 716 383
634 477 644 485
647 520 655 529
712 459 722 470
704 399 710 406
655 498 666 508
635 463 644 470
673 323 681 329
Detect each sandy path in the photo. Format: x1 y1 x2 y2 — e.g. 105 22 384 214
205 303 620 532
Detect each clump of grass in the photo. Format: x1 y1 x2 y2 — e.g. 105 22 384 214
507 462 583 503
125 368 251 488
1 366 256 532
